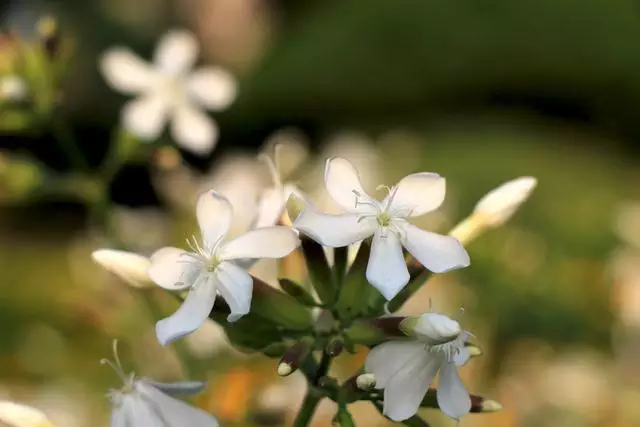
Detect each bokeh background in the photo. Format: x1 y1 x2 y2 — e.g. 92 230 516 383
1 0 639 426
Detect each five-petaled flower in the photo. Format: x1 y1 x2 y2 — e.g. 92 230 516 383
365 312 472 421
293 157 470 300
103 341 219 426
148 190 300 345
100 30 237 155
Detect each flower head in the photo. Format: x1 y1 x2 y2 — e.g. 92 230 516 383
102 341 218 427
365 312 472 421
148 190 300 345
100 30 237 155
293 157 469 300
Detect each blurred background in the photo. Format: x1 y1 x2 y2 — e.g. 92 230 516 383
0 0 639 426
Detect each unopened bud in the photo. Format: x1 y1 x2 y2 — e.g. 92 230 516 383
400 313 461 345
91 249 154 289
277 340 310 376
327 339 344 357
277 363 293 377
0 401 57 427
473 177 536 227
466 343 482 358
355 373 376 391
480 400 503 413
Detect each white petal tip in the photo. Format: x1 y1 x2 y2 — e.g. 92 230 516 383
473 176 537 227
277 363 293 376
92 249 154 289
356 373 377 390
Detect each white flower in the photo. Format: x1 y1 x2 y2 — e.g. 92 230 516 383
148 190 300 345
472 176 537 227
0 75 27 102
293 157 469 300
91 249 154 289
0 401 56 427
102 341 218 427
365 313 471 421
100 30 237 155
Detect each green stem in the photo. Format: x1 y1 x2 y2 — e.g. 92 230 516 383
50 117 89 171
293 388 323 427
372 401 431 427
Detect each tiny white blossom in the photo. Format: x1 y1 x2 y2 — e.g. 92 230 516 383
100 30 237 155
0 75 27 102
92 249 154 289
472 176 537 227
102 341 218 427
293 157 469 300
0 401 56 427
365 313 472 421
148 190 300 345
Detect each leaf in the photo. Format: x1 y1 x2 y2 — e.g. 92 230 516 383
279 278 318 307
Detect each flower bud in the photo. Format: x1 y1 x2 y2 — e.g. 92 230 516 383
401 313 461 345
473 177 536 226
0 401 57 427
91 249 154 289
477 399 503 413
276 340 311 377
326 339 344 357
355 373 376 391
466 343 482 358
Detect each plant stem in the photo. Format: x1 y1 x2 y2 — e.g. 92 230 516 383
50 117 89 171
293 388 323 427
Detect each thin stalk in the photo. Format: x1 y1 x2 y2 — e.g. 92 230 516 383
50 117 89 171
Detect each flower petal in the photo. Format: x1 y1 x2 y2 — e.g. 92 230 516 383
437 362 471 420
136 382 219 427
122 93 169 141
253 187 286 229
453 347 470 366
215 261 253 321
293 208 376 247
155 276 217 345
154 30 199 75
400 223 470 273
99 48 158 94
141 380 207 397
196 190 232 250
366 230 410 300
148 247 197 290
186 67 237 111
365 341 428 388
324 157 375 213
171 103 218 155
386 173 445 217
219 227 300 261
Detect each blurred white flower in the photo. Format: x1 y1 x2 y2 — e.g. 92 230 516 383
102 341 218 426
0 401 56 427
294 157 469 300
0 75 27 101
365 312 471 421
92 249 154 289
100 29 237 155
148 190 300 345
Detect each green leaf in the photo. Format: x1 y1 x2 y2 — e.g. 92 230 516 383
335 242 374 318
279 278 318 307
300 237 336 304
